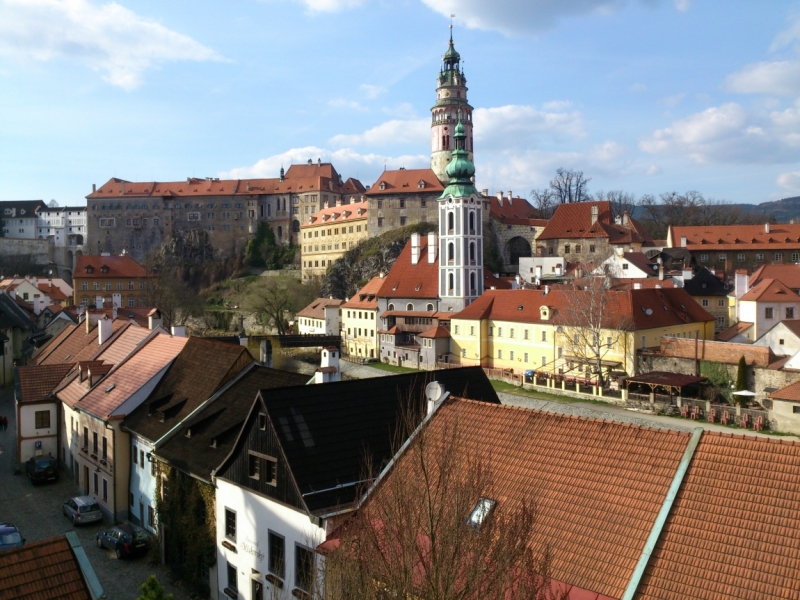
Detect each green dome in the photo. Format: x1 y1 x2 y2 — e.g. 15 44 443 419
443 41 460 63
440 112 478 198
445 152 474 181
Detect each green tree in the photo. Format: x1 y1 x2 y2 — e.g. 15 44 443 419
136 576 173 600
735 355 747 391
246 223 296 269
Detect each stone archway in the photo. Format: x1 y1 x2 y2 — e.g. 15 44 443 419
504 236 532 266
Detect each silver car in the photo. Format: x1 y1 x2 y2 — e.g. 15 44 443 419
62 496 103 526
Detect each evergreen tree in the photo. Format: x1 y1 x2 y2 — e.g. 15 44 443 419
136 576 174 600
735 355 747 391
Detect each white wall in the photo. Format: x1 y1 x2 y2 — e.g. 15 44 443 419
16 402 58 464
753 322 800 356
216 478 326 600
129 434 158 533
739 300 800 340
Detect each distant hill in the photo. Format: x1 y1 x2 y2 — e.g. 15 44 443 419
629 196 800 224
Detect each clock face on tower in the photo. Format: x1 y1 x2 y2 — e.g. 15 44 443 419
444 91 451 98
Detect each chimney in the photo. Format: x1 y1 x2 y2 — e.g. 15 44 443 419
121 182 125 194
514 274 521 289
680 236 687 248
308 159 313 165
658 265 664 281
496 191 503 206
481 189 488 196
95 296 103 310
411 233 421 265
336 198 342 206
246 182 250 192
85 310 101 333
682 268 693 281
765 223 770 234
591 205 599 224
148 309 163 330
507 191 513 205
428 233 437 264
634 282 642 290
544 285 550 295
92 183 96 193
97 316 113 345
171 325 186 337
735 269 749 300
622 211 630 225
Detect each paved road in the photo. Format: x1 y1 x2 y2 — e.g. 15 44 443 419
0 387 192 600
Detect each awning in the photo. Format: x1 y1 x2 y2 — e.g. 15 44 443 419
625 371 707 394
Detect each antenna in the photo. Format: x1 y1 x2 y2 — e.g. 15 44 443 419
450 14 455 41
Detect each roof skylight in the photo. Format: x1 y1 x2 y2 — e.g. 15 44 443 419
467 497 496 529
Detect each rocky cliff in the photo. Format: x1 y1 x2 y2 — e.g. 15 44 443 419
320 222 437 299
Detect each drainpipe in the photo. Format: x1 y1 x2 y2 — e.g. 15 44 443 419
621 427 704 600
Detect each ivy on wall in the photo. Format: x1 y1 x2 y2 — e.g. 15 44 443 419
699 360 734 404
155 464 216 598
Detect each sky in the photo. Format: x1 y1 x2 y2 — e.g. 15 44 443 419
1 0 800 206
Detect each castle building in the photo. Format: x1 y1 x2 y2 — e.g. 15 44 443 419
430 31 473 184
300 197 369 281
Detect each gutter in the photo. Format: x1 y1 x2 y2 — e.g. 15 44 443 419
621 426 703 600
66 531 105 599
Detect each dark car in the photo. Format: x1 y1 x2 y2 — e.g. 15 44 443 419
0 523 25 552
96 524 150 559
25 455 58 484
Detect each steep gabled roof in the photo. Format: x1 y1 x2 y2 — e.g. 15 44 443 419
342 276 384 309
35 319 128 366
298 297 345 320
16 364 74 403
365 169 444 196
74 255 148 279
378 238 439 299
670 223 800 250
682 267 732 297
740 278 800 302
537 201 652 245
123 338 252 442
0 292 35 331
749 263 800 291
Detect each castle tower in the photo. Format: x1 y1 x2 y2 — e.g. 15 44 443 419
430 29 473 184
438 113 482 313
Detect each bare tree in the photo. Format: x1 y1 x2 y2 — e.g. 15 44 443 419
549 168 591 204
595 190 639 220
638 191 759 239
317 403 565 600
144 256 204 329
246 278 293 335
530 188 557 219
554 274 630 387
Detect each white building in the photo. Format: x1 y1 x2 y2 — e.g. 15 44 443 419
753 320 800 357
597 249 659 279
736 278 800 342
296 297 344 335
37 205 87 247
518 256 568 283
1 200 46 238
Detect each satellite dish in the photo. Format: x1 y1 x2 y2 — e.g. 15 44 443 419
645 308 653 316
425 381 445 404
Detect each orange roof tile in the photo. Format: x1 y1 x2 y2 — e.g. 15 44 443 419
670 223 800 250
610 278 679 290
365 168 444 196
301 200 368 228
749 263 800 290
487 195 541 223
379 238 439 299
75 333 188 419
770 379 800 402
418 325 450 338
538 201 653 245
0 535 93 600
36 281 69 301
16 364 73 403
715 321 753 341
342 277 384 309
636 432 800 599
739 278 800 302
36 319 127 366
74 255 149 279
359 400 693 599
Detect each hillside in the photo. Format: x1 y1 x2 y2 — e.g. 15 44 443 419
320 222 437 299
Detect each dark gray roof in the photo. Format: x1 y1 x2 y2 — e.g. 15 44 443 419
0 292 35 331
683 267 731 297
156 364 309 481
0 200 46 217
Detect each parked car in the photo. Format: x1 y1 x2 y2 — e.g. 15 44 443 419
25 455 58 484
95 524 150 559
0 523 25 552
62 496 103 526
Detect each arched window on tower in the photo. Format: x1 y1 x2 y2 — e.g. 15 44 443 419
448 212 454 232
277 226 283 239
470 272 476 294
448 273 454 293
469 211 475 233
469 242 475 263
448 243 454 263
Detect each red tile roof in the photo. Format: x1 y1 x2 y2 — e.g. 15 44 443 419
769 379 800 401
342 277 384 309
636 432 800 599
452 287 714 330
75 333 188 419
16 364 73 403
74 255 149 279
537 201 653 245
301 200 368 228
379 237 439 299
487 195 541 223
749 263 800 290
418 325 450 338
357 399 693 599
365 169 444 196
609 278 679 290
669 223 800 250
739 278 800 302
0 535 93 600
34 319 128 366
298 297 345 319
37 282 69 302
715 321 753 341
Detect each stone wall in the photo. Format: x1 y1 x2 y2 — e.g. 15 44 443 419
495 221 543 272
0 237 52 264
366 193 440 237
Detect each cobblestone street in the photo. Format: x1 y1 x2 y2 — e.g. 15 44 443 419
0 387 192 600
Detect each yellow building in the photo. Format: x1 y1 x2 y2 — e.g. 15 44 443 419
450 287 715 380
74 253 154 309
341 276 383 359
301 199 368 281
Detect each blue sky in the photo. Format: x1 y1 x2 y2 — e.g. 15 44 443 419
1 0 799 205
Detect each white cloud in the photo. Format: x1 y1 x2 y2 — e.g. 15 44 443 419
777 171 800 192
328 98 368 111
727 60 800 96
0 0 222 90
299 0 367 12
219 146 427 184
419 0 680 36
329 119 429 147
473 104 586 150
360 84 386 99
382 102 418 119
640 101 800 164
646 164 661 175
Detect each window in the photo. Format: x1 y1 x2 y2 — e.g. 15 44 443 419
102 478 108 501
467 497 496 529
541 330 547 342
295 545 314 592
702 299 709 307
575 245 581 254
489 326 493 336
756 253 764 262
258 412 267 430
700 254 708 263
249 454 260 480
564 244 570 254
765 307 774 319
622 263 628 270
227 562 238 593
738 253 746 262
510 351 515 361
92 432 98 455
102 436 107 460
93 282 100 290
225 508 237 541
151 457 156 477
794 406 800 414
34 410 50 429
377 217 384 227
400 217 407 226
497 349 502 359
128 281 134 290
132 444 137 465
718 254 726 262
794 253 800 262
81 282 88 291
718 299 725 307
140 449 144 468
93 472 98 494
788 307 795 319
717 316 726 327
268 532 285 578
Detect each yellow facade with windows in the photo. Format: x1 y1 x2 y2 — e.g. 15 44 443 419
340 276 383 360
301 200 369 281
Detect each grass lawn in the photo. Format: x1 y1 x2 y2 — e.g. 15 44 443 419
490 380 615 406
368 362 422 374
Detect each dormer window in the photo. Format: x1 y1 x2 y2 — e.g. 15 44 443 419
101 266 109 274
540 306 550 321
418 180 425 189
379 181 386 190
85 266 94 274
